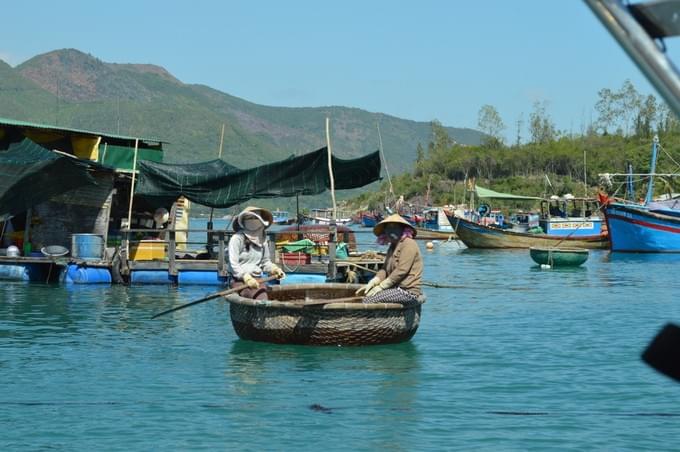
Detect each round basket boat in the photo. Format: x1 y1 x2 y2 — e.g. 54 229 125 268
224 283 424 346
529 247 589 267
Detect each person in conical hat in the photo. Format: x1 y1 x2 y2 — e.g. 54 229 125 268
356 214 423 303
228 206 285 300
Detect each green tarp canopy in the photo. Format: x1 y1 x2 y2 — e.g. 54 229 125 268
475 185 542 200
136 147 381 208
0 139 106 220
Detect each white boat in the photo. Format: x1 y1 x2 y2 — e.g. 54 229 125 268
304 208 353 225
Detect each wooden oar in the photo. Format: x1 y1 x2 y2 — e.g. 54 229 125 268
347 262 466 289
297 296 364 307
151 275 278 319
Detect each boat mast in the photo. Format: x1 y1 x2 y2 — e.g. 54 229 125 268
645 135 660 205
626 162 634 201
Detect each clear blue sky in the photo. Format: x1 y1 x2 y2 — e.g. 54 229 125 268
2 1 679 143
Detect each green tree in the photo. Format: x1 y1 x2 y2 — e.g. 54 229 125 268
477 104 505 148
658 103 680 136
619 79 642 136
529 101 556 144
414 143 425 177
595 87 618 134
634 94 657 138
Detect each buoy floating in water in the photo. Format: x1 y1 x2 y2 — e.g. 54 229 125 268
540 264 552 270
426 242 434 250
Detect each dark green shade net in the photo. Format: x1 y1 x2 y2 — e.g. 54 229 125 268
0 139 101 220
136 147 381 208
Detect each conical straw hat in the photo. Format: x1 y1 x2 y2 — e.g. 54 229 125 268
373 214 417 237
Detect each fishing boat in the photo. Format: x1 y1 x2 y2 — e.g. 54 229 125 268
224 283 425 345
360 211 381 228
600 137 680 252
529 247 589 267
414 227 456 241
272 209 294 225
445 185 608 249
448 214 609 249
415 207 457 240
303 208 354 226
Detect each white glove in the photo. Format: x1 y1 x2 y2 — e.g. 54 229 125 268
270 264 286 280
243 273 259 289
356 277 380 296
366 279 393 297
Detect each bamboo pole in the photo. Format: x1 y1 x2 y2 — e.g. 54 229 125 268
377 121 393 196
126 139 140 233
325 117 337 280
325 117 337 220
218 123 225 159
209 123 226 253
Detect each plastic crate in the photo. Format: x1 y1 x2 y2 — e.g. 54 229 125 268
281 252 311 265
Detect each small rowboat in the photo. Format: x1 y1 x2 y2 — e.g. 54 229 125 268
224 283 424 346
529 247 589 267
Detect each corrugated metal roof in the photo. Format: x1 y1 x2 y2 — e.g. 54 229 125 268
0 116 167 145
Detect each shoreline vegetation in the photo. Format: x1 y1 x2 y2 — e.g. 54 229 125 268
348 79 680 212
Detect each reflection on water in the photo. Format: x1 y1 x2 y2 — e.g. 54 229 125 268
604 252 680 264
2 241 680 449
0 283 83 341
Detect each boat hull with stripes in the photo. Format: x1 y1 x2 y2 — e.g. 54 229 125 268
447 215 609 249
604 203 680 252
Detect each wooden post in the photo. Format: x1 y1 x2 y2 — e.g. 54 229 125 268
208 124 226 252
217 230 226 276
168 229 177 276
120 229 130 276
325 118 338 281
125 138 139 255
325 117 337 220
23 208 32 256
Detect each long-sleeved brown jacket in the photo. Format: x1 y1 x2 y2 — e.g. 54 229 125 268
375 236 423 296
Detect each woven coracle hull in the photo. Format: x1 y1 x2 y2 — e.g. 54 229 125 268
225 283 423 346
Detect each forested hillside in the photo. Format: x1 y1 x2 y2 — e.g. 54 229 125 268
350 80 680 210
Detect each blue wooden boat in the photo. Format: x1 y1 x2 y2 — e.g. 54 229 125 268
272 210 294 225
603 202 680 252
360 212 380 228
601 136 680 252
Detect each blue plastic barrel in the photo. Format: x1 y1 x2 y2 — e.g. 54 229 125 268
0 264 30 281
62 264 112 284
177 271 229 286
71 234 104 260
130 270 177 285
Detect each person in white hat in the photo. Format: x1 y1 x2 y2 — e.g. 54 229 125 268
228 206 285 299
356 214 423 303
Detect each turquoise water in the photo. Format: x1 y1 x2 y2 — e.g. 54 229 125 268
2 242 680 450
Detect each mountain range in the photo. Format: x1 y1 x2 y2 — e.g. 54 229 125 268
0 48 483 175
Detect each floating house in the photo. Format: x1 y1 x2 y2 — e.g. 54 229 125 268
0 117 165 283
0 117 383 285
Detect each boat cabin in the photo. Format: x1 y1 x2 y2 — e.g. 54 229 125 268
539 195 603 236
